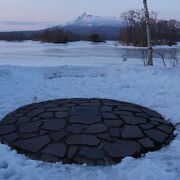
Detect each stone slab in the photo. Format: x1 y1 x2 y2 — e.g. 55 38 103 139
0 98 174 166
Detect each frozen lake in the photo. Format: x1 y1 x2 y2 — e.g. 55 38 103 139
0 40 180 66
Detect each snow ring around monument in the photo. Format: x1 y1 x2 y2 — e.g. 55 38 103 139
0 98 175 166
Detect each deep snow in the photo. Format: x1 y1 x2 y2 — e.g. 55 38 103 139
0 41 180 180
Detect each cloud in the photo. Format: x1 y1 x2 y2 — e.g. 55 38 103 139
0 21 60 26
0 21 62 31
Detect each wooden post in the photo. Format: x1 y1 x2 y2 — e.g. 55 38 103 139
143 0 153 65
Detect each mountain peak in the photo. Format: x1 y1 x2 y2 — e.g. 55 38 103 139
54 13 125 29
64 13 124 27
80 12 88 18
51 13 126 40
74 12 93 22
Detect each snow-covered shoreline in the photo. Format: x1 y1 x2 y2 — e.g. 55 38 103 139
0 41 179 67
0 41 180 180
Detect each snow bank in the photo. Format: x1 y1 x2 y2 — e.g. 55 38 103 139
0 62 180 179
0 40 180 179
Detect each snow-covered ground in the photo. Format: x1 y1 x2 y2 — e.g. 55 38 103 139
0 41 180 180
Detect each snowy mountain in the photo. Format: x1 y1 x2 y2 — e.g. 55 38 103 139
0 13 126 41
51 13 125 40
62 12 125 27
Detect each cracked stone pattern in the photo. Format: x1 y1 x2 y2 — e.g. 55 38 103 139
0 98 175 166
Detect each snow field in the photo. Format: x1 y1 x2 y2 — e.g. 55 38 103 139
0 40 180 179
0 62 180 180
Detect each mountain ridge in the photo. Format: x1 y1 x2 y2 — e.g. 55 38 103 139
0 13 126 41
57 12 125 28
48 13 125 40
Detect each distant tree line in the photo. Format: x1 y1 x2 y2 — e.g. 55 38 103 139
120 9 180 46
37 30 105 43
0 29 107 43
88 33 105 42
0 31 30 42
0 29 79 43
37 29 79 43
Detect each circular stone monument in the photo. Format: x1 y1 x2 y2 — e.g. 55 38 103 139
0 98 174 165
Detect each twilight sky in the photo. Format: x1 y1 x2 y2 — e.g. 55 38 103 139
0 0 180 31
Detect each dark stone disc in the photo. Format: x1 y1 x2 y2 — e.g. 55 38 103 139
0 98 175 166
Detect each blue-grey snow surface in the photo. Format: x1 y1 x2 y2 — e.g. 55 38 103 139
0 41 180 180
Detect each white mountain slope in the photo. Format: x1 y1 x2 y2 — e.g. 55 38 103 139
51 13 125 40
59 12 125 27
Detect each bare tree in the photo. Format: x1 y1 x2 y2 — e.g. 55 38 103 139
139 48 148 66
167 48 179 68
143 0 153 65
156 49 167 67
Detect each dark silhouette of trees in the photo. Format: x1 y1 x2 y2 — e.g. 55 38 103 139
89 33 105 42
39 29 68 43
120 9 179 47
154 20 179 46
0 32 29 41
0 29 79 43
35 29 79 43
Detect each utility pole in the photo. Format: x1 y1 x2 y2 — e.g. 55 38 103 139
143 0 153 65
